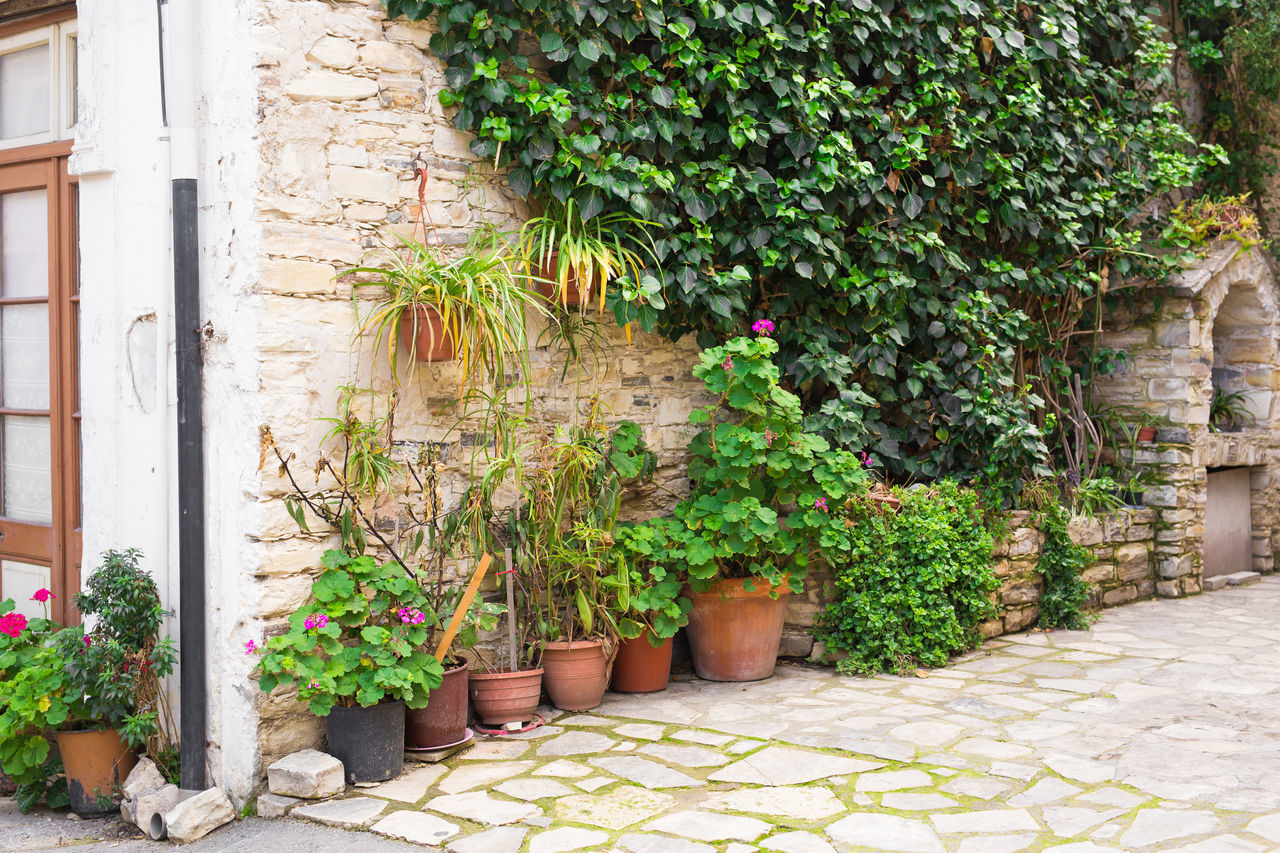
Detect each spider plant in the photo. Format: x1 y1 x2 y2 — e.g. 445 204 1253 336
517 197 659 313
347 228 548 394
1210 387 1254 432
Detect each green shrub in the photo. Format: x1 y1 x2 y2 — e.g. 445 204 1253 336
815 481 997 674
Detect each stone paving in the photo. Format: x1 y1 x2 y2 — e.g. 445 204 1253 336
269 578 1280 851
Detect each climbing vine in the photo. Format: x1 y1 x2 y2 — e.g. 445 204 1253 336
1035 503 1094 629
386 0 1215 482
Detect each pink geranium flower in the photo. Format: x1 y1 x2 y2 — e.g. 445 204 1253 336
30 588 54 603
0 612 28 638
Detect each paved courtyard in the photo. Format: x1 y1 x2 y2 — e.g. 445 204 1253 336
9 578 1280 852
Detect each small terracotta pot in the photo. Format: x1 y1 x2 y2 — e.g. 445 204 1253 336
397 304 457 362
469 667 544 726
1136 425 1157 443
686 578 790 682
542 640 607 710
533 252 583 307
406 656 469 750
611 631 674 694
55 728 137 816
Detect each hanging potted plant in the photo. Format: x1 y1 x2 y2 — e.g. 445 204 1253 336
671 325 870 681
610 517 691 693
348 228 547 392
518 196 658 312
253 550 445 783
0 550 177 816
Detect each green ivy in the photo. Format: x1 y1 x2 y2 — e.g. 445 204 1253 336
814 480 997 674
387 0 1211 481
1035 503 1094 629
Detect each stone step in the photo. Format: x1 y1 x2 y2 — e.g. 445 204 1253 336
1224 571 1262 587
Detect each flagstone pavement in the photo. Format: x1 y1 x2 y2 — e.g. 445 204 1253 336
11 578 1280 852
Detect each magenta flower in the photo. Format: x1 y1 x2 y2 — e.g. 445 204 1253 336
0 612 27 638
814 497 828 511
764 428 777 446
721 356 733 372
307 679 320 690
398 607 426 626
83 634 92 648
244 639 258 655
303 613 328 631
30 588 54 603
751 318 775 336
859 451 873 468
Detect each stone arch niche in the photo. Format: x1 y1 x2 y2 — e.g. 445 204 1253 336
1092 244 1280 596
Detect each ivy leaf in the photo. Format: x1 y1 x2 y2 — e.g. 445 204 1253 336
903 193 924 219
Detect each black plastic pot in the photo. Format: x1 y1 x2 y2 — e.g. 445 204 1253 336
325 700 405 784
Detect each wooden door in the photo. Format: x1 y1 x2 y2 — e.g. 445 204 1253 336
0 148 78 623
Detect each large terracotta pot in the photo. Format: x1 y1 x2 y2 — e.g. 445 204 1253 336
397 304 457 362
326 700 404 783
55 728 137 816
686 578 790 682
469 668 544 726
542 640 607 710
406 656 469 750
533 252 583 307
611 631 674 694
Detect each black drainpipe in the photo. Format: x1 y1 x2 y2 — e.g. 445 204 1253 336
160 0 208 791
173 178 206 791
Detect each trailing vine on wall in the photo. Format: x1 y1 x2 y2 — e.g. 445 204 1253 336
386 0 1216 482
1034 503 1094 629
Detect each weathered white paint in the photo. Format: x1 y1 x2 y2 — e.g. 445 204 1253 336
73 0 265 802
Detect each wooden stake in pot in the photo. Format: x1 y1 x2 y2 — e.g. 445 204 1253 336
505 546 518 672
433 553 493 663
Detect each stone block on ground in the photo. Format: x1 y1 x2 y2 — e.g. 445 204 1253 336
1224 571 1261 586
121 757 166 801
256 792 300 818
163 786 235 844
1204 575 1231 591
267 749 345 799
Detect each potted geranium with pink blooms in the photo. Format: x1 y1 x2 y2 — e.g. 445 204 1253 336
623 321 870 681
252 550 444 784
0 549 177 815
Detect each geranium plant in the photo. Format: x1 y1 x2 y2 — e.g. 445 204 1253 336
611 516 692 644
0 549 178 811
253 550 446 716
667 329 872 592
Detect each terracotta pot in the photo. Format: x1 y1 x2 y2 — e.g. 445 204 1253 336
397 304 457 362
686 578 790 682
406 656 470 749
326 700 405 783
542 640 607 710
55 728 137 816
1136 425 1157 443
533 252 583 307
611 631 674 693
468 667 544 726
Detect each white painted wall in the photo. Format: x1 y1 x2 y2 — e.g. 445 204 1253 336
72 0 265 801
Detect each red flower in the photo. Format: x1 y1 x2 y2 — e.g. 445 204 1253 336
30 588 54 603
0 612 28 638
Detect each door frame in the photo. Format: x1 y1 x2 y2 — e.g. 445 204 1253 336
0 140 78 624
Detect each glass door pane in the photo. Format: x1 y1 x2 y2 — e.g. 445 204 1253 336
0 44 51 140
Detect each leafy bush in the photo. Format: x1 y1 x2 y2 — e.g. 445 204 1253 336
387 0 1211 482
611 517 692 642
815 481 997 674
253 550 445 716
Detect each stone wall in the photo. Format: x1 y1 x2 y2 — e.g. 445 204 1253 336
782 508 1159 658
251 0 706 770
1090 244 1280 596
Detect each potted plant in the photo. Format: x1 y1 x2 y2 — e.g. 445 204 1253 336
610 517 691 693
519 412 656 710
518 196 658 312
348 228 547 392
669 327 870 681
0 550 177 816
1210 387 1254 432
253 550 445 783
